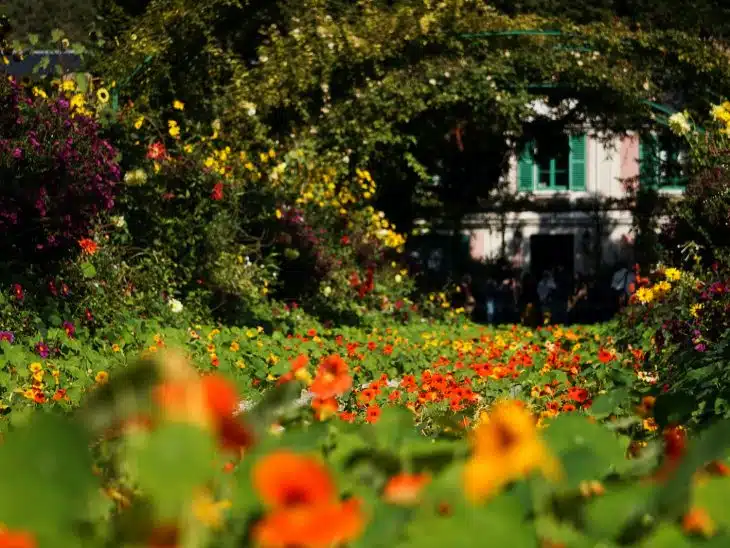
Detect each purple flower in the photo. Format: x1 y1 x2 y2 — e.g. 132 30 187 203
12 147 22 159
35 341 50 358
62 321 76 339
0 331 14 344
695 343 707 352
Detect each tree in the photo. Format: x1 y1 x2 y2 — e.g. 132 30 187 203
2 0 98 44
91 0 730 261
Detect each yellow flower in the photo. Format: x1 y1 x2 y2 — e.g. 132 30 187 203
96 88 110 104
32 86 47 98
95 371 109 384
173 99 185 110
635 287 654 304
690 303 704 318
70 93 85 110
229 341 240 352
112 344 121 353
61 80 76 92
168 120 180 138
664 267 681 282
29 363 43 374
191 489 231 529
654 280 672 294
183 144 193 153
463 401 561 502
133 116 144 129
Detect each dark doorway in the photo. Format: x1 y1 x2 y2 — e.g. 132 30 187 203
530 234 575 279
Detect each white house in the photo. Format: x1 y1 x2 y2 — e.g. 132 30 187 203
464 103 686 277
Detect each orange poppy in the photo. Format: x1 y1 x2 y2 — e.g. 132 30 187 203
253 451 336 508
310 355 352 399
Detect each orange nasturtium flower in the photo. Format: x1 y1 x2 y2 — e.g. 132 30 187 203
78 238 98 255
153 354 253 455
309 354 352 399
463 400 561 502
252 451 365 547
683 507 716 538
383 473 431 506
0 528 37 548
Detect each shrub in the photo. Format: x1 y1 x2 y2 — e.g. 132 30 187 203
0 77 120 272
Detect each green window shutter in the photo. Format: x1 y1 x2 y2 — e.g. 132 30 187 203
517 141 535 191
568 133 586 191
639 135 660 188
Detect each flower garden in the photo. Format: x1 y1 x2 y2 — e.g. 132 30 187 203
3 1 730 546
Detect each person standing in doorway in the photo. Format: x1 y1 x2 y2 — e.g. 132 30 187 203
610 262 635 314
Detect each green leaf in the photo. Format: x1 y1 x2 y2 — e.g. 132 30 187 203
81 262 97 279
589 388 630 419
246 380 304 432
653 420 730 519
354 499 413 548
542 414 627 487
402 490 538 547
51 29 65 42
694 477 730 530
127 423 218 519
583 483 656 541
535 516 593 548
27 34 39 46
0 414 97 538
74 73 89 93
638 525 693 547
372 406 417 448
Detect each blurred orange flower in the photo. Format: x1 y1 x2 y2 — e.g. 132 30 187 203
383 473 431 506
252 451 364 547
310 355 352 399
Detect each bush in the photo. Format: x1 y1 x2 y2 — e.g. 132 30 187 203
617 257 730 427
0 77 120 272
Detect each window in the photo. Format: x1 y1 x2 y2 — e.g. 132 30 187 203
518 133 586 192
639 132 688 190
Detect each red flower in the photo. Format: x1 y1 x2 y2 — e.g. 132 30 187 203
78 238 98 255
567 386 589 403
339 411 356 423
13 283 24 301
310 355 352 399
211 182 224 201
365 405 381 424
146 141 167 160
340 235 350 245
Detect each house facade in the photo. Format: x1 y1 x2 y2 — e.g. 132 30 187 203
466 128 686 277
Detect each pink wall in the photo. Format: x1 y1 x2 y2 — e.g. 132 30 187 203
469 231 485 260
620 135 639 181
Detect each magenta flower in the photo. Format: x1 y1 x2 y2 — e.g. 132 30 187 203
62 321 76 339
35 341 50 358
0 331 14 344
